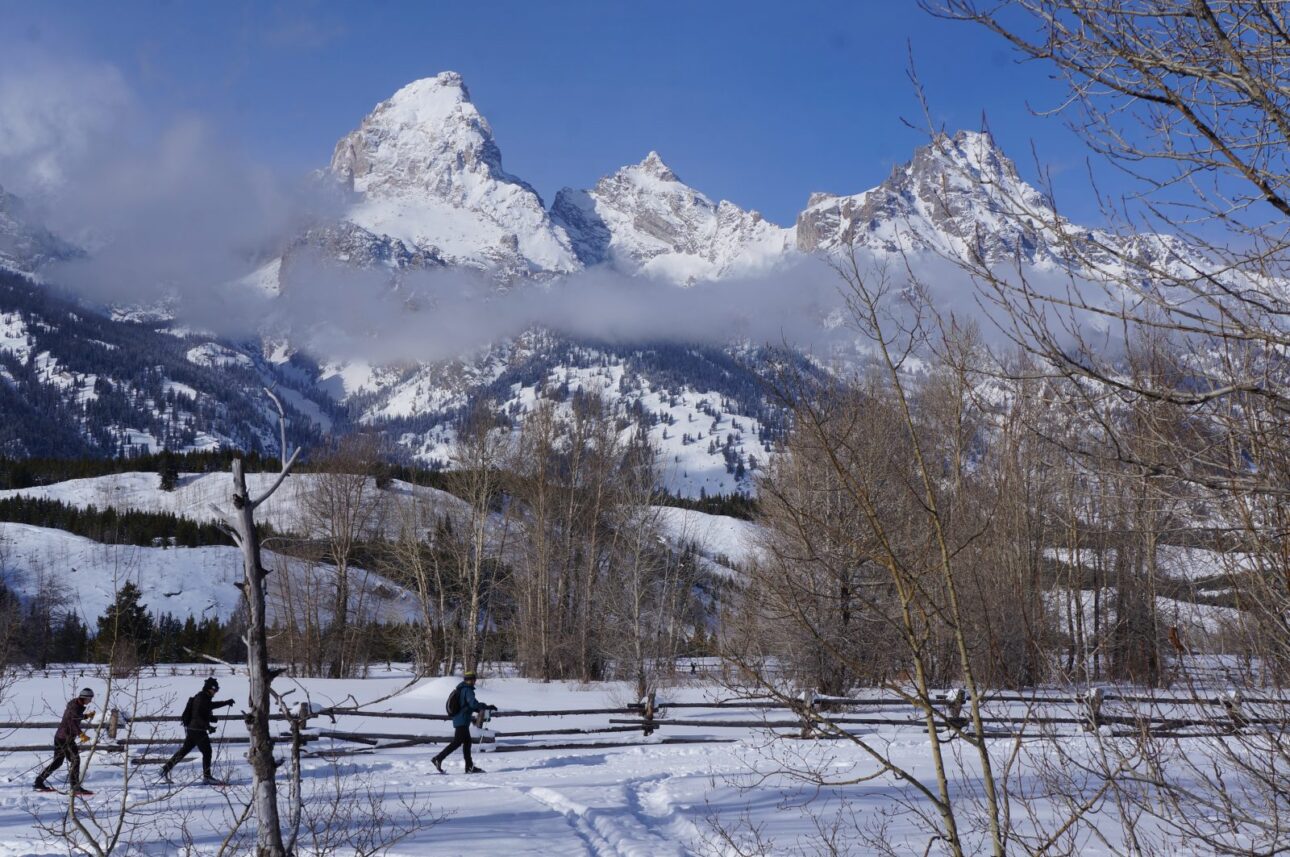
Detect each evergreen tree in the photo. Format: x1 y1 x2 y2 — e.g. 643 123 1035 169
94 581 155 665
51 614 88 663
158 451 179 492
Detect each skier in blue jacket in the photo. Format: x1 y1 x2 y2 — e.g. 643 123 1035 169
432 670 496 774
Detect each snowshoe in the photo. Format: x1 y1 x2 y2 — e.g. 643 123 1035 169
432 758 444 774
465 766 485 774
73 788 94 797
33 783 56 793
158 769 173 785
201 775 230 787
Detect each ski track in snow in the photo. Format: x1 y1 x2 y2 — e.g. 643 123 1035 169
3 672 1259 855
523 775 689 857
444 757 695 857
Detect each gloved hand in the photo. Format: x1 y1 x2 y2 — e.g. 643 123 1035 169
487 705 498 712
77 732 90 744
83 711 96 721
208 727 217 734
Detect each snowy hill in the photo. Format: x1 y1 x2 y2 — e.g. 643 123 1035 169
551 152 791 282
328 72 578 276
0 522 417 625
0 471 471 537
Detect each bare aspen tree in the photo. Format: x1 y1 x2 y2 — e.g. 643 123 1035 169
388 497 453 673
509 400 562 678
296 434 388 678
443 402 511 672
213 390 299 857
923 0 1290 676
888 1 1290 849
724 259 1028 856
601 431 701 699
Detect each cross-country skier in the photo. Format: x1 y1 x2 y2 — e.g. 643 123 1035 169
432 670 497 774
159 678 235 785
34 687 96 795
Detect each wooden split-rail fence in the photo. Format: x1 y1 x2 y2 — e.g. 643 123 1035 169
1 687 1286 763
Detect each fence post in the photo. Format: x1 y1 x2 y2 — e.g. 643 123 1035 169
1221 689 1246 731
107 709 120 741
642 691 657 737
942 687 967 730
800 688 816 739
1082 687 1104 732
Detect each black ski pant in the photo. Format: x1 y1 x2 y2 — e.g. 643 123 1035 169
162 728 214 777
433 724 474 770
36 738 81 788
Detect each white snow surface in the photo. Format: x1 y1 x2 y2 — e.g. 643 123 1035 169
0 472 470 537
0 523 417 626
0 311 31 364
652 506 763 574
1 669 1279 855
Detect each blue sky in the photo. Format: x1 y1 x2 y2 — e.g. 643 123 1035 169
0 0 1104 225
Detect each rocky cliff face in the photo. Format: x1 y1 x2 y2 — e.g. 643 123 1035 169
552 152 791 283
795 130 1068 264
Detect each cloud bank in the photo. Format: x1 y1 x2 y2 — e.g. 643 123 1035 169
1 57 1119 369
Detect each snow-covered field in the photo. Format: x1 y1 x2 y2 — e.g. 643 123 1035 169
2 669 1283 856
0 472 470 537
0 523 418 625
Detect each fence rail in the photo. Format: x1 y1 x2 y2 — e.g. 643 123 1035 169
3 685 1287 765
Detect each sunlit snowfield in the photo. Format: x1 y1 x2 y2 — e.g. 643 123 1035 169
0 668 1277 855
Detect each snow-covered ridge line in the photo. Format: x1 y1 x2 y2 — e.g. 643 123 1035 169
0 471 470 537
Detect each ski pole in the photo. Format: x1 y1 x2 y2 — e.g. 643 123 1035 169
4 755 49 784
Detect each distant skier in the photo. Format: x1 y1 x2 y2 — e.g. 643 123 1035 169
159 678 235 785
34 687 96 795
432 670 496 774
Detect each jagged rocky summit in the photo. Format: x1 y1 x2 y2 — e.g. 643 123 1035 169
552 151 791 283
328 72 578 276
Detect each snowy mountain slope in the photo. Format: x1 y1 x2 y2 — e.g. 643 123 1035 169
359 335 792 497
0 472 471 537
551 152 791 282
652 506 764 578
0 270 340 458
0 70 1225 484
329 72 577 275
796 130 1074 264
0 522 418 625
0 183 78 274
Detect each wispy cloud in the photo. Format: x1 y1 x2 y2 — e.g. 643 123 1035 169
0 59 132 193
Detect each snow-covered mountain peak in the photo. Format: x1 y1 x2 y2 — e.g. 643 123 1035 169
637 151 679 182
551 155 791 282
328 72 496 196
796 128 1060 263
328 72 577 274
936 129 1010 179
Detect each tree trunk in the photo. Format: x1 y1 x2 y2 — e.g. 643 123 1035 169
232 459 286 857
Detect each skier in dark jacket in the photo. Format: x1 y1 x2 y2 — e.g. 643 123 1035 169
431 670 496 774
159 678 235 784
34 687 96 794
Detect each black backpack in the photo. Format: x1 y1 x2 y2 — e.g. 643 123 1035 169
446 686 462 717
181 696 195 728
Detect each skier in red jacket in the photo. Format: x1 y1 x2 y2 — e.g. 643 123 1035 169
35 687 96 795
